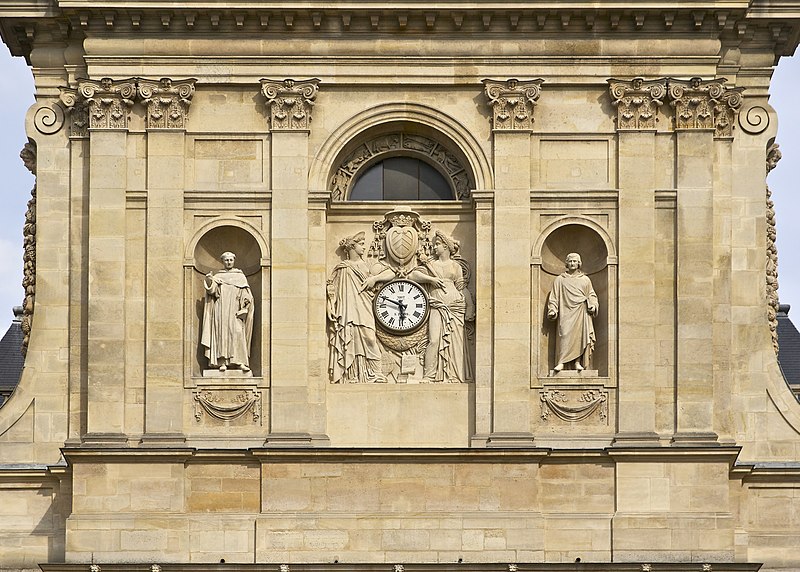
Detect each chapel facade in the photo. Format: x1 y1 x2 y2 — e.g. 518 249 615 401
1 1 800 570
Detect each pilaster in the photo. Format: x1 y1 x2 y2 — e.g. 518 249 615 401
261 78 328 446
482 78 542 445
608 77 665 445
80 77 135 443
140 78 195 443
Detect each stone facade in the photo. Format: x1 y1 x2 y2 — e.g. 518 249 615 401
0 1 800 571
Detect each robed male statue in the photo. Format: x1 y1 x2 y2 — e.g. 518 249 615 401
547 252 598 372
201 251 254 373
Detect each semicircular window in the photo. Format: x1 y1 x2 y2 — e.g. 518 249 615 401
349 157 454 201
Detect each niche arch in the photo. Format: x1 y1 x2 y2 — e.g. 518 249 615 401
184 219 270 379
532 217 617 379
309 102 493 198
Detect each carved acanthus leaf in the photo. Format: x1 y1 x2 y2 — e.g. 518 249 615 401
483 78 543 131
77 77 137 129
59 88 90 138
137 77 196 129
260 78 320 131
667 77 743 137
607 77 667 130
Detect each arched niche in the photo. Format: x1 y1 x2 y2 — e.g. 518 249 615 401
186 221 269 379
532 219 617 379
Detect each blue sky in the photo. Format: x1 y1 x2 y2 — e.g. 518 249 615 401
0 45 797 333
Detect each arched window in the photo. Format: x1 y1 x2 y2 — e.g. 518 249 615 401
349 157 453 201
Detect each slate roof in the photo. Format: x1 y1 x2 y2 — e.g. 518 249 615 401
0 307 24 407
777 304 800 398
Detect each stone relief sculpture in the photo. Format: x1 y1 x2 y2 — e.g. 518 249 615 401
408 231 475 383
326 232 386 384
200 252 254 374
547 252 598 372
327 208 474 383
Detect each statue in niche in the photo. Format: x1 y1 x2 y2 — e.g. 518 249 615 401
547 252 598 372
326 232 386 383
408 230 475 383
201 251 254 373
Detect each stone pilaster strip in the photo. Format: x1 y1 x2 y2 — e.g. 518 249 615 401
260 78 320 131
137 78 197 129
482 78 543 131
607 77 667 131
667 77 743 137
77 77 136 130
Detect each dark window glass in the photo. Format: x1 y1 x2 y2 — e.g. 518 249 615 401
349 157 453 201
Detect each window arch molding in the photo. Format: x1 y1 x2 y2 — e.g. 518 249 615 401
309 103 492 198
332 132 470 201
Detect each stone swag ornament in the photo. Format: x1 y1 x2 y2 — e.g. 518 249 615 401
326 208 475 384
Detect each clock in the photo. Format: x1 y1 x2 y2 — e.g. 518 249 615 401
373 279 429 334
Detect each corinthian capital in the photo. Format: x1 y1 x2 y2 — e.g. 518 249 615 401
77 77 137 130
668 77 743 137
482 78 543 131
607 77 667 131
138 78 197 129
260 78 320 131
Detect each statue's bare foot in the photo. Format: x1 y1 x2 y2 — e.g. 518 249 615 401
241 365 250 373
554 363 564 372
575 362 584 371
219 364 227 372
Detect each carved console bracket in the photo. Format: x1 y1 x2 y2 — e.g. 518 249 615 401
540 387 608 423
57 77 197 135
193 388 261 423
483 78 544 131
260 78 320 131
608 77 744 137
330 133 472 200
607 77 667 130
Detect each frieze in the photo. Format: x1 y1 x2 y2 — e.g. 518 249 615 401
607 77 667 130
260 78 320 131
482 78 543 131
138 78 196 129
330 133 471 201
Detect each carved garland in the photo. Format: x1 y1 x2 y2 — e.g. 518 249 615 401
19 141 36 356
330 133 472 201
193 389 261 423
540 388 608 423
767 143 782 355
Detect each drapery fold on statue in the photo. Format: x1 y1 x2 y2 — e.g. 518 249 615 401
547 271 597 366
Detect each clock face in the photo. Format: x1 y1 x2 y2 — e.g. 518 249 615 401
373 279 429 334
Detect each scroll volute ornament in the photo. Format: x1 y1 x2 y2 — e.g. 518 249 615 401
260 78 320 131
668 77 743 137
607 77 667 130
77 78 136 129
483 78 544 131
138 78 196 129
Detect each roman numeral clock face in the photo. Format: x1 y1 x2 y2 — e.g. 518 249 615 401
373 279 429 334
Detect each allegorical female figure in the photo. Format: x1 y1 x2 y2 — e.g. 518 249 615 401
201 251 254 372
547 252 598 372
327 232 385 383
409 230 474 383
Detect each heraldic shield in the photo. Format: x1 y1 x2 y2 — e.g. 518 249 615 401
385 225 419 266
